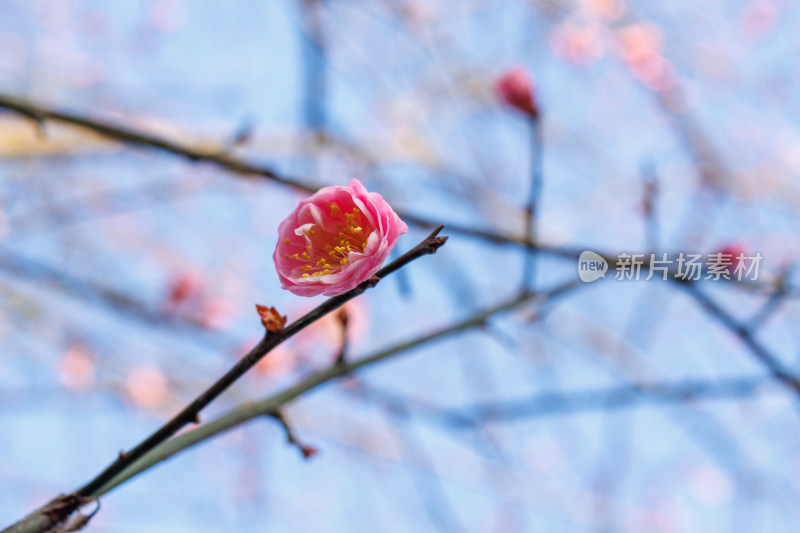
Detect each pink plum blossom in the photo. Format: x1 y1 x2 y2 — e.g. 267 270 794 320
273 178 408 297
495 67 538 117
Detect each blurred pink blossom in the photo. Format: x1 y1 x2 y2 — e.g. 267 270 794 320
273 179 408 297
166 270 204 307
617 23 676 91
58 344 96 392
149 0 187 33
579 0 626 21
198 300 235 330
252 342 298 379
494 67 538 117
125 365 169 411
163 270 234 329
294 299 370 360
741 0 782 39
550 19 606 65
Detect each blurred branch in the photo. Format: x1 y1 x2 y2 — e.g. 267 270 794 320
0 92 315 193
10 172 214 234
747 267 791 332
675 281 800 396
0 227 447 533
360 375 770 428
641 161 659 252
1 92 794 297
334 308 349 364
300 0 327 137
0 91 515 249
655 88 728 190
85 280 580 498
0 251 216 334
0 92 539 247
521 116 544 293
379 402 468 533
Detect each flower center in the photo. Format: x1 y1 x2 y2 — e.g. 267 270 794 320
283 202 371 278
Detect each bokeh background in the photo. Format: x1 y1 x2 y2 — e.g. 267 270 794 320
2 0 800 531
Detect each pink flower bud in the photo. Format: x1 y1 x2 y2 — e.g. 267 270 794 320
714 243 748 272
717 243 747 258
166 270 204 306
495 67 538 117
273 179 408 297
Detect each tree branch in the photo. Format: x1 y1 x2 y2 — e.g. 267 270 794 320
0 226 447 533
0 93 315 193
425 375 771 426
521 115 544 294
268 409 318 459
674 281 800 396
80 280 580 500
3 92 790 296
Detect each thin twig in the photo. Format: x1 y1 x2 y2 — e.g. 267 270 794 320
746 267 790 332
521 116 543 294
0 93 315 193
268 410 317 459
675 281 800 396
335 308 349 364
641 161 659 252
